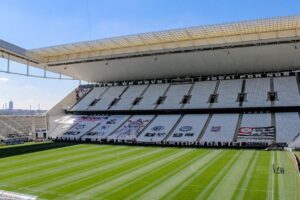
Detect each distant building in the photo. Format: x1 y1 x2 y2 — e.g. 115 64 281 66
8 101 14 110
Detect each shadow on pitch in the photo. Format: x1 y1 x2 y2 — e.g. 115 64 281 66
0 142 78 159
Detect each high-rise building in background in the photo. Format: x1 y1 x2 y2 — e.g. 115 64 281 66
8 101 14 110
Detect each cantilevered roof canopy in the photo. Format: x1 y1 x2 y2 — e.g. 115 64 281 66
1 15 300 82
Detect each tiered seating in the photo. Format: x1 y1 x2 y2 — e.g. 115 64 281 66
107 115 154 142
62 116 102 140
137 115 181 143
237 113 273 143
0 116 47 138
213 80 242 108
89 86 127 110
275 112 300 143
81 115 129 141
132 84 169 110
200 114 239 143
111 85 147 110
50 115 78 138
274 76 300 106
71 87 108 111
166 114 208 144
157 84 192 109
243 78 270 107
184 81 217 109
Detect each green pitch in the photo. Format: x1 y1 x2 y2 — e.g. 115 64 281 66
0 143 299 200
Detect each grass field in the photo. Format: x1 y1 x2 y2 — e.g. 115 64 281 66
0 143 299 200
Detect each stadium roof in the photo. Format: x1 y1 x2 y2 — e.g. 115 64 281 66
1 15 300 82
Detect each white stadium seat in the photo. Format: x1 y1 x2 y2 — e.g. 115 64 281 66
71 87 108 111
166 114 209 144
243 78 270 107
137 115 181 143
110 85 148 110
274 76 300 106
108 115 154 141
200 114 239 143
213 80 242 108
157 84 192 109
132 84 169 110
275 112 300 143
89 86 127 111
81 115 130 141
184 81 217 109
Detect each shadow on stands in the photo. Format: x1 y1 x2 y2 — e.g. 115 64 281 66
0 142 78 159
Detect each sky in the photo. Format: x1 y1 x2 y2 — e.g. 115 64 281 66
0 0 300 109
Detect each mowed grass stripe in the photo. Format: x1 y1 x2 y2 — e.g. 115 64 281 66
90 149 212 199
56 148 187 199
136 150 224 200
156 150 229 200
206 151 255 200
40 148 174 199
279 151 299 200
243 151 271 200
18 147 158 192
1 146 136 187
74 149 201 199
0 145 126 178
3 147 162 199
232 151 260 200
22 147 140 187
110 150 216 200
193 150 242 200
0 144 106 168
274 151 279 200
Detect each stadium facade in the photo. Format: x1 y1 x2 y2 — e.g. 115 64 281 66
1 15 300 148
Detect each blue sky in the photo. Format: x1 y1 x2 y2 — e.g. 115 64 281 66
0 0 300 109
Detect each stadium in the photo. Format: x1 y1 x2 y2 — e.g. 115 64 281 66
0 5 300 200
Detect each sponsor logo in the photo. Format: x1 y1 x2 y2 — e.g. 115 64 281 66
239 126 275 137
75 124 86 130
211 126 221 132
179 126 192 132
151 125 165 131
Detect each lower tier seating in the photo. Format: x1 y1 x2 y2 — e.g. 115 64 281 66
53 112 300 147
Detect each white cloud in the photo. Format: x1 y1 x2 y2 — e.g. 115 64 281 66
0 77 9 82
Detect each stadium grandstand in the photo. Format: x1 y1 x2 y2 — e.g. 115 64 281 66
1 13 300 199
1 15 300 148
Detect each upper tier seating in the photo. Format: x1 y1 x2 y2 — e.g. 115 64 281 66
166 114 209 144
213 80 242 108
71 87 108 111
107 115 154 141
137 115 181 143
156 84 192 109
110 85 148 110
184 81 217 109
243 78 270 107
70 76 300 111
200 114 239 143
132 84 169 110
89 86 127 110
274 76 300 106
275 112 300 143
81 115 130 141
